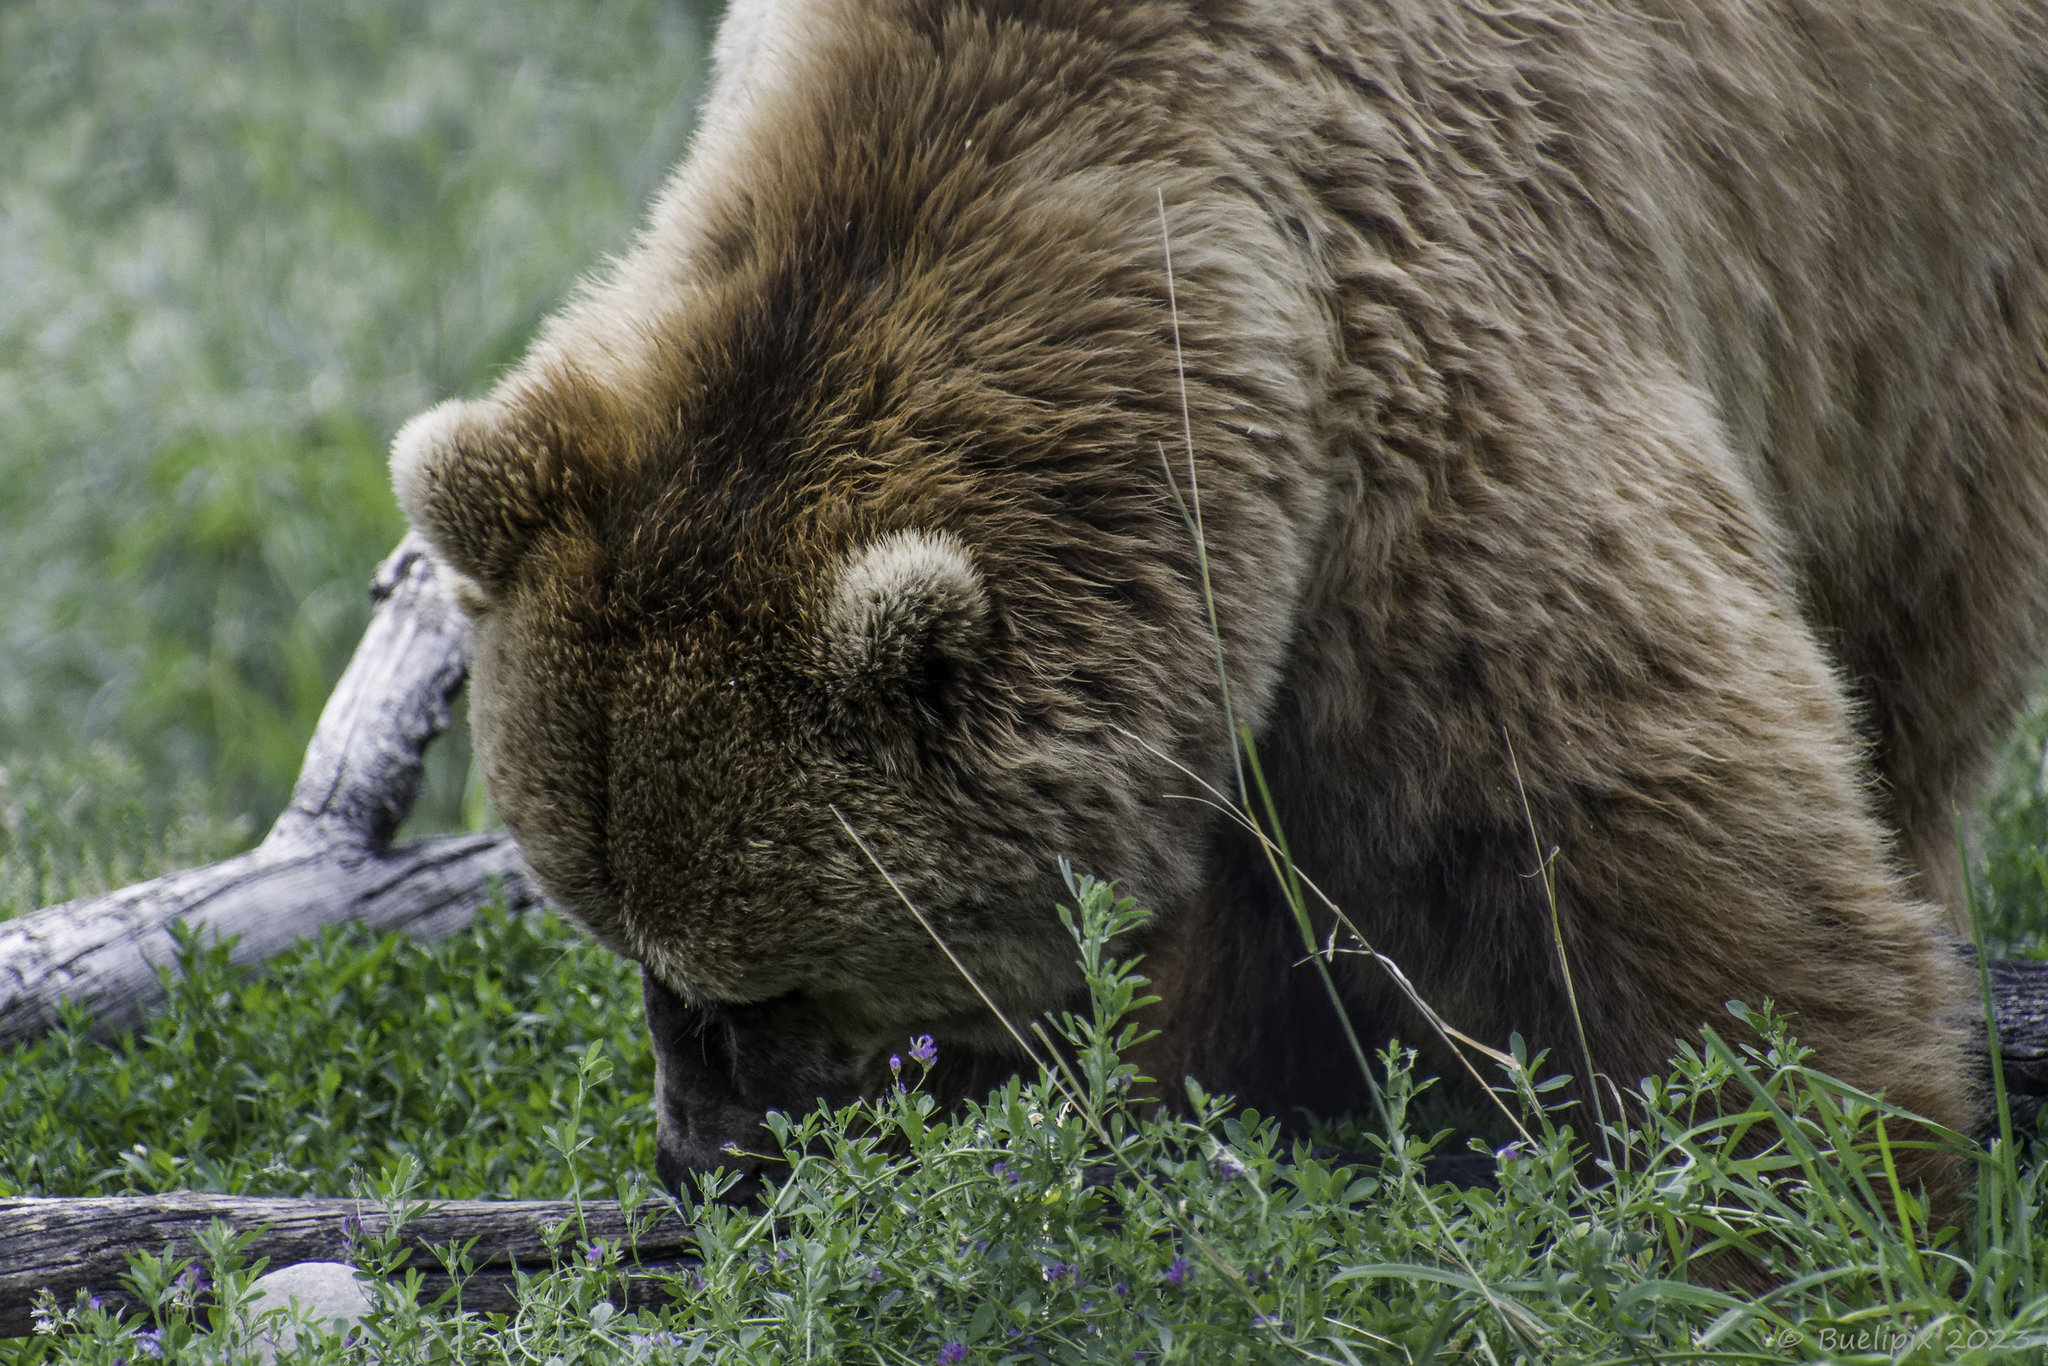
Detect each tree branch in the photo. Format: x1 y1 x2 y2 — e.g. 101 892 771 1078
0 537 544 1049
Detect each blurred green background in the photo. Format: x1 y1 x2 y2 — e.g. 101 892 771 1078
0 0 2044 951
0 0 717 905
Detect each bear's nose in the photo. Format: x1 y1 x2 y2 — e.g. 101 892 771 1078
654 1125 774 1206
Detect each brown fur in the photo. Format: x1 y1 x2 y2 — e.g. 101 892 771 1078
390 0 2048 1197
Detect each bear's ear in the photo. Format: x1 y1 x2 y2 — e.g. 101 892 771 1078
821 530 990 701
389 397 548 603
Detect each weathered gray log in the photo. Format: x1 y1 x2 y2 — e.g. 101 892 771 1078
1985 957 2048 1132
0 1193 691 1337
0 536 544 1049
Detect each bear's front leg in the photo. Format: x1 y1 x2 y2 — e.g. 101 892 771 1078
1263 366 1978 1202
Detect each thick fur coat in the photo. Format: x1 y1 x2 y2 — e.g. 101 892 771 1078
391 0 2048 1196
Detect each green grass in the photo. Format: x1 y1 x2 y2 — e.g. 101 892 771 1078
1981 693 2048 958
6 879 2047 1364
0 906 652 1204
0 0 714 834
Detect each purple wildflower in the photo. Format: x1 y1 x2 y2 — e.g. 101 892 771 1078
1044 1260 1073 1284
179 1265 207 1295
341 1211 363 1252
938 1343 968 1365
629 1330 688 1350
87 1295 103 1311
1252 1315 1290 1331
1164 1257 1192 1287
1133 1353 1154 1362
908 1034 938 1066
133 1328 164 1359
992 1159 1021 1186
889 1053 903 1076
1213 1151 1248 1180
585 1240 607 1264
1112 1282 1130 1300
867 1264 885 1282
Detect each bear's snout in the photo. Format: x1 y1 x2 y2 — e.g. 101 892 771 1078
640 967 874 1202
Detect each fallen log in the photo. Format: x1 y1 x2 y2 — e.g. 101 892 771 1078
0 1193 691 1337
1986 957 2048 1131
0 537 544 1049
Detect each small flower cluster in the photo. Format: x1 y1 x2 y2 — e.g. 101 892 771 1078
891 1033 940 1086
1209 1149 1248 1180
170 1265 207 1311
628 1328 698 1360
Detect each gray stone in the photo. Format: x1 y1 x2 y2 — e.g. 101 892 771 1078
246 1261 373 1363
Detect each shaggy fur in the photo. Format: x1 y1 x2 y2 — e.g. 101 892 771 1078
391 0 2048 1197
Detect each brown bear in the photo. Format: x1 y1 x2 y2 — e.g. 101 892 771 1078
390 0 2048 1200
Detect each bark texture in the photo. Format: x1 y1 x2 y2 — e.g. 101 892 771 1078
1986 957 2048 1131
0 1193 688 1335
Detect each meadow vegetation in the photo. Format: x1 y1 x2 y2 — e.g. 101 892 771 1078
4 880 2046 1363
3 1 2047 1360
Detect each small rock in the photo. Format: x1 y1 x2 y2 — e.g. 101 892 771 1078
247 1262 372 1363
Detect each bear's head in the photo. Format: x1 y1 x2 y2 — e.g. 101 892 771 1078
392 389 1133 1190
386 16 1332 1193
384 304 1302 1193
